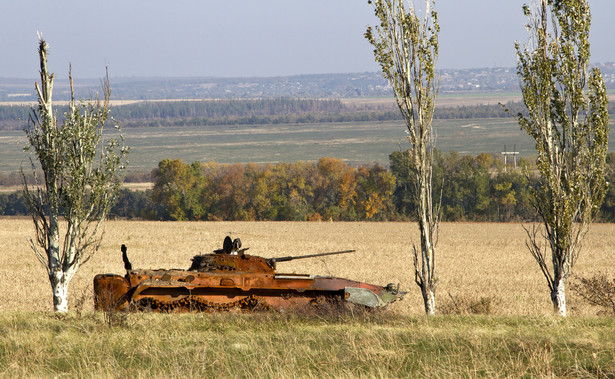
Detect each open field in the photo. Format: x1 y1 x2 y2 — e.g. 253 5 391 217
0 118 546 173
342 91 524 108
1 219 613 315
3 109 614 173
2 220 615 377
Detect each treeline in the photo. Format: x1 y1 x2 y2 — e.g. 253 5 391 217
0 99 522 130
0 98 349 130
149 158 396 221
112 99 533 127
108 150 615 223
118 110 402 128
116 102 531 128
145 155 534 222
5 151 615 222
396 150 614 222
5 98 611 130
113 98 345 120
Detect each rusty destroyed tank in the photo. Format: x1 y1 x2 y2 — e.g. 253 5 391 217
94 236 404 312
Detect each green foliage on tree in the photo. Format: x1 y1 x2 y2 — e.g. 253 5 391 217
152 159 205 220
150 158 395 222
366 0 440 314
21 38 128 313
11 150 605 223
389 150 535 222
516 0 609 316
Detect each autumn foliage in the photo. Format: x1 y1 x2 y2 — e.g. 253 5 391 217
151 157 396 221
8 151 615 222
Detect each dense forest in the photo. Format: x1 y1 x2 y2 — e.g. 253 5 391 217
5 98 612 130
3 151 615 222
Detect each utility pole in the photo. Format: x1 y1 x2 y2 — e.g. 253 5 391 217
501 144 519 172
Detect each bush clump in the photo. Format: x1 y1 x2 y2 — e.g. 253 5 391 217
572 274 615 315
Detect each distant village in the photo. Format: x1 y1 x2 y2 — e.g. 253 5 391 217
2 63 614 102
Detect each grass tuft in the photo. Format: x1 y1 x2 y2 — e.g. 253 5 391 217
0 312 614 377
440 292 500 315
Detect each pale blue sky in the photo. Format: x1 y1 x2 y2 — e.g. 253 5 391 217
1 0 614 78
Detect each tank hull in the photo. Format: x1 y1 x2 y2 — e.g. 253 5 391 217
94 269 402 312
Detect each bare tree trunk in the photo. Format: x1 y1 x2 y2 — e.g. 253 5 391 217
552 276 566 317
416 163 437 315
50 271 70 313
48 215 64 312
421 284 436 315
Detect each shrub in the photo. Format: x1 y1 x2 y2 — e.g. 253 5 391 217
571 274 615 315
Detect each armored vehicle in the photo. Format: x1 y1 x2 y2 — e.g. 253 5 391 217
94 236 404 312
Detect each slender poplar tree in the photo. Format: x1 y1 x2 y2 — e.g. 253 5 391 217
22 37 129 313
366 0 440 314
516 0 609 316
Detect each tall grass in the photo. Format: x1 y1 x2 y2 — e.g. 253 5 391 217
2 219 614 315
3 219 615 376
0 312 614 377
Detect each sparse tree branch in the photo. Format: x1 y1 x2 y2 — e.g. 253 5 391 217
367 0 440 315
21 37 129 313
516 0 608 316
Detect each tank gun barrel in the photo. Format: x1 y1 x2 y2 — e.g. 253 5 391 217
268 250 355 266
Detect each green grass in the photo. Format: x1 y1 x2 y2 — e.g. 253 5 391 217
0 119 535 173
3 118 615 173
1 311 614 378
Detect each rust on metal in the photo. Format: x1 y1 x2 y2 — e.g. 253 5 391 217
94 236 404 312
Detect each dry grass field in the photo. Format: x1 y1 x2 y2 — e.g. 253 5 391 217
1 218 613 316
2 219 615 377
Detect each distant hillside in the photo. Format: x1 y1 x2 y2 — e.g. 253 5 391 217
2 64 614 102
0 97 530 131
2 96 614 131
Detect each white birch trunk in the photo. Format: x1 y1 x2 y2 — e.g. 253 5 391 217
416 161 437 315
50 271 69 313
551 277 566 317
422 287 435 315
50 265 77 313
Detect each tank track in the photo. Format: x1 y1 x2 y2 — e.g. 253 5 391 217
131 294 269 312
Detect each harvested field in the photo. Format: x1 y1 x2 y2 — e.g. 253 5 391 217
1 219 612 316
